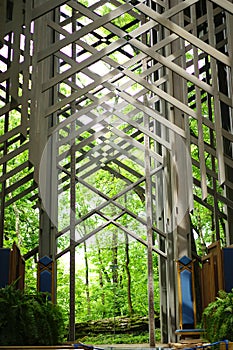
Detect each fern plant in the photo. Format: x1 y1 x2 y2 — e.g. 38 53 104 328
0 284 65 345
202 290 233 342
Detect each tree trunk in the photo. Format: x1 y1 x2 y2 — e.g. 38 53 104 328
112 230 118 284
125 232 134 316
96 236 110 283
112 229 121 316
96 237 105 317
84 241 91 317
13 202 21 245
75 314 160 338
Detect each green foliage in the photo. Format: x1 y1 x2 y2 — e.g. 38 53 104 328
202 290 233 342
55 152 160 322
56 239 159 323
0 284 65 345
79 330 161 344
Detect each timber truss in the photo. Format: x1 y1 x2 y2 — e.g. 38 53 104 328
1 0 233 344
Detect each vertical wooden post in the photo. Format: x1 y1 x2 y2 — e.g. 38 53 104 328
144 106 156 347
69 143 76 342
69 9 77 341
31 0 58 303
